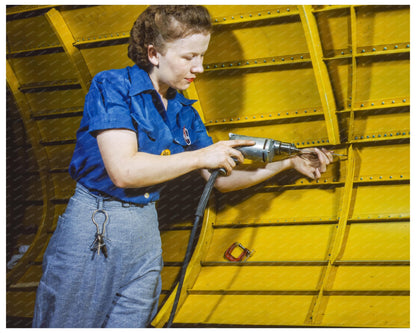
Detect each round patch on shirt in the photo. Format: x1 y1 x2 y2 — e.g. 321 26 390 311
161 149 171 156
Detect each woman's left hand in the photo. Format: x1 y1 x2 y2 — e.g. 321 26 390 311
289 148 333 179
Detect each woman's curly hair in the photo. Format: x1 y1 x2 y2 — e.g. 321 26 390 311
128 5 212 72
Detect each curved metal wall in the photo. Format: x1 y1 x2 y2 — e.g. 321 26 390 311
6 5 410 328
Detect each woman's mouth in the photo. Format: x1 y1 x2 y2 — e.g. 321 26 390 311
186 78 194 83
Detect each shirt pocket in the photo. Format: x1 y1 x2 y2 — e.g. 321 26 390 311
131 114 174 155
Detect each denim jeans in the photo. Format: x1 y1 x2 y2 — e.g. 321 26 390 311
32 183 163 328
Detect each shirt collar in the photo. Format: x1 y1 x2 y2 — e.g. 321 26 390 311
128 65 155 96
128 65 196 106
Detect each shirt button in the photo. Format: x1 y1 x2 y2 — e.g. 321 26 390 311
144 193 150 199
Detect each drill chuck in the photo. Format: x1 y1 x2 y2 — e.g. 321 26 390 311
229 133 300 163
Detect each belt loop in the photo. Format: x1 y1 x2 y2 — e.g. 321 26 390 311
96 196 104 210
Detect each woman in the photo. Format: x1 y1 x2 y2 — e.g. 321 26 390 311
33 5 332 328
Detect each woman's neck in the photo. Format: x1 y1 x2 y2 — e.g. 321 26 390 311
148 72 169 110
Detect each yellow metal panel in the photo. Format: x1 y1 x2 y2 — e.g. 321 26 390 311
161 266 181 291
352 110 409 140
160 230 190 263
6 291 37 318
206 16 307 65
356 58 409 101
46 144 75 170
22 205 44 229
341 222 409 260
356 6 409 47
193 266 324 291
205 225 335 262
25 90 85 113
327 60 350 110
332 266 409 290
60 5 146 40
196 66 321 123
315 8 350 56
182 82 205 122
36 117 81 143
351 185 409 219
354 144 409 180
51 173 76 200
8 54 78 85
24 174 44 202
216 189 343 225
13 265 43 286
6 15 60 52
175 295 314 326
321 295 409 327
80 45 134 77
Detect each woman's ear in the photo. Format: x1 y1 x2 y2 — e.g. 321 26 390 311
148 45 159 66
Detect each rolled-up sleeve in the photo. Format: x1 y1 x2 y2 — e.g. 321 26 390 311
86 72 136 136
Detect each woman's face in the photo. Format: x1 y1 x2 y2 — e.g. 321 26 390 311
149 32 211 94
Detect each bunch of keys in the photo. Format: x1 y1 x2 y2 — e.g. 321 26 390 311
90 209 109 258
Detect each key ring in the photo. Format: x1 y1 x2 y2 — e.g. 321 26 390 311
91 209 109 258
91 209 109 234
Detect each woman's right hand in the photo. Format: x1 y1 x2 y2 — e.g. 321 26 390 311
196 140 254 175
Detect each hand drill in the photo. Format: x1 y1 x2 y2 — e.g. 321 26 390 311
228 132 301 163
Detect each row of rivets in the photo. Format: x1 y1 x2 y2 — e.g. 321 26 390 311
360 44 410 53
336 44 409 57
354 215 407 219
350 98 408 108
353 131 410 140
296 140 330 145
207 108 321 124
299 178 335 184
213 8 294 22
205 55 308 70
358 175 406 181
295 174 408 185
229 215 408 224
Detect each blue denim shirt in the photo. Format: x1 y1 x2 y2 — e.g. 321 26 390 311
69 65 213 204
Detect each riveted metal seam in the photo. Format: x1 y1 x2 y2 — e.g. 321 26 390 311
348 6 358 142
298 5 340 145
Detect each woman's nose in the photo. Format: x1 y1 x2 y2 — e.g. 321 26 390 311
191 57 204 74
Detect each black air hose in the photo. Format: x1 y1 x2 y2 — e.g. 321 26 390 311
166 169 222 327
